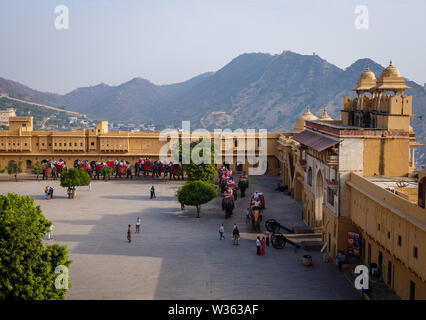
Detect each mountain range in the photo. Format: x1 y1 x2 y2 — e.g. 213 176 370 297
1 51 425 161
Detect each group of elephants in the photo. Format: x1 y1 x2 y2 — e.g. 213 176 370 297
40 159 184 181
219 169 265 232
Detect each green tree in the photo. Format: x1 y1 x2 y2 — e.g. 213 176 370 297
60 168 90 199
175 139 218 184
5 160 22 182
176 180 217 218
32 161 44 180
100 166 113 181
0 193 72 299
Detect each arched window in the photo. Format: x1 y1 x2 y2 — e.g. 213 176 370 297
26 160 32 169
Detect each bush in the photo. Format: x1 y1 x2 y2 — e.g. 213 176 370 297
0 193 72 299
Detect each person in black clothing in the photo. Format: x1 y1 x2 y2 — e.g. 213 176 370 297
233 226 240 245
150 186 156 199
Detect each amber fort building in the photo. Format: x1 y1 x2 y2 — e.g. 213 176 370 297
0 62 425 299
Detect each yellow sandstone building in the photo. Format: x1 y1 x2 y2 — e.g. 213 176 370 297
277 62 425 300
0 62 425 300
0 117 281 174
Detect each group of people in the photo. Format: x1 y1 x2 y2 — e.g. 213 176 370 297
219 223 241 245
127 216 142 243
44 186 54 199
220 167 239 199
256 236 268 255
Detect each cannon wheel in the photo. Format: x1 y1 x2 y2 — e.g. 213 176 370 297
271 233 286 249
265 219 280 233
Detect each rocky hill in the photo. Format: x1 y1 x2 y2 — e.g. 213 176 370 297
1 51 425 162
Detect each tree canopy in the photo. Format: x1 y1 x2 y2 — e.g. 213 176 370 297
32 161 44 180
5 160 22 182
176 180 217 217
176 139 218 184
0 193 72 299
60 168 90 189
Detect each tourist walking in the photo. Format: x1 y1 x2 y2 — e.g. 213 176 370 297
47 224 54 240
136 217 141 233
88 181 92 191
336 251 346 271
261 237 266 255
265 231 270 246
256 237 261 255
246 208 250 224
150 186 156 199
127 224 132 243
219 224 225 240
233 225 240 245
44 186 49 199
48 186 54 199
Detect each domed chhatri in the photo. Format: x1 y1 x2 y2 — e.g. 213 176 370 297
373 60 412 91
319 106 333 121
354 65 377 92
294 106 318 132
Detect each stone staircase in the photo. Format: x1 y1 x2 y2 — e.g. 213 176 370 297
285 232 324 251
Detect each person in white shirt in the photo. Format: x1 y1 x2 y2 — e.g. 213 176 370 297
219 224 225 240
256 237 261 255
47 224 54 240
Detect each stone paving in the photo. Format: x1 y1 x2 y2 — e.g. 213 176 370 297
0 175 360 299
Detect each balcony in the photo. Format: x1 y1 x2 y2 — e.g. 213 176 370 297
326 155 339 167
326 179 338 189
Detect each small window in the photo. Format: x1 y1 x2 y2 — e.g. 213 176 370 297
22 123 26 127
387 232 391 239
398 235 402 246
54 143 57 146
378 224 381 231
234 140 238 147
74 143 77 146
414 247 418 259
91 142 95 146
80 143 83 146
69 142 72 146
59 143 62 146
49 143 52 146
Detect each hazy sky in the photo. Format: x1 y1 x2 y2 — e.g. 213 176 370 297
0 0 425 94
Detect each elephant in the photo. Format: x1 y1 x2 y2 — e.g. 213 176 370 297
250 207 262 232
238 180 249 197
222 196 234 219
166 163 184 180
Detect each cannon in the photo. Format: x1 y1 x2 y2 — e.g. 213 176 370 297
265 219 293 234
270 233 300 249
265 219 300 249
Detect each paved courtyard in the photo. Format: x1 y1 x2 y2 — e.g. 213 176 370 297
0 175 360 299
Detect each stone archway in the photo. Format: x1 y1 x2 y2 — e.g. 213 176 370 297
315 169 324 228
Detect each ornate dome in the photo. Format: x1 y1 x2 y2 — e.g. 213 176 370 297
319 106 333 121
354 66 377 92
294 106 318 132
373 61 411 91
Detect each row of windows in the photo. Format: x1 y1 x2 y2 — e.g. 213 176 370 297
364 240 417 300
1 142 29 147
376 223 418 258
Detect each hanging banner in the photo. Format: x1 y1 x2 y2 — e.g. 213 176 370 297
348 232 360 256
